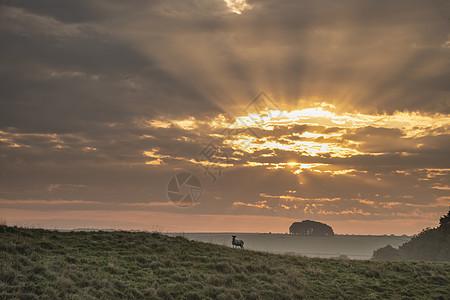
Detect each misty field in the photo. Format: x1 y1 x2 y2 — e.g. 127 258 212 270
171 233 411 259
1 226 449 299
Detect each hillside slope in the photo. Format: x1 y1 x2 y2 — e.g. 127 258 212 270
1 225 449 299
373 210 450 261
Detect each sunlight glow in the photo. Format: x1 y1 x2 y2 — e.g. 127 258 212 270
142 103 449 179
224 0 251 14
213 102 450 176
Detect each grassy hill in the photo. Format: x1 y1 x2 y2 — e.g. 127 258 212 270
1 225 449 299
373 210 450 261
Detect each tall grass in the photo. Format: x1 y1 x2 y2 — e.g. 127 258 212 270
0 225 448 299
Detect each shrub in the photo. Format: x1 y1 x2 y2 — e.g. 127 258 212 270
372 245 402 260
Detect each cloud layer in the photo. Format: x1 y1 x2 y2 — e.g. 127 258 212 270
0 0 449 234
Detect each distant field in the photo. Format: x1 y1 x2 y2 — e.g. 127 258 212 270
1 226 448 299
169 233 411 259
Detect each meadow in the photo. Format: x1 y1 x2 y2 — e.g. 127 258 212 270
170 233 411 259
1 225 449 299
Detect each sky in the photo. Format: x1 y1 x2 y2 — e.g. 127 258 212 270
0 0 449 235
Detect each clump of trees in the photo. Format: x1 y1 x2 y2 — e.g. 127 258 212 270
289 220 334 236
373 210 450 261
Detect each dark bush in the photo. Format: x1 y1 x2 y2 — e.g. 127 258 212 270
372 245 402 260
373 210 450 261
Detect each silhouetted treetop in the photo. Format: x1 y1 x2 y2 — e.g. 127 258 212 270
289 220 334 236
439 209 450 235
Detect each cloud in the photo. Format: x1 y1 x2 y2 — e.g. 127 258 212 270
224 0 251 14
0 0 449 234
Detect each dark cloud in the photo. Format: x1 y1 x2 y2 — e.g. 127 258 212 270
0 0 449 233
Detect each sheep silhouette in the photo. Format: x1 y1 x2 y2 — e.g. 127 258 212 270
231 235 244 249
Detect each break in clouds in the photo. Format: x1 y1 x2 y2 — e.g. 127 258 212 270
0 0 449 234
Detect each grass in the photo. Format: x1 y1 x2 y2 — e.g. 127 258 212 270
0 225 449 299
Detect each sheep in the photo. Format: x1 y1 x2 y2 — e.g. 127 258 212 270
231 235 244 249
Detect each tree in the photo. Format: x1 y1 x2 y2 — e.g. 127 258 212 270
372 209 450 261
439 209 450 235
289 220 334 236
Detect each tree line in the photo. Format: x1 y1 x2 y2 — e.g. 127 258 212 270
373 210 450 261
